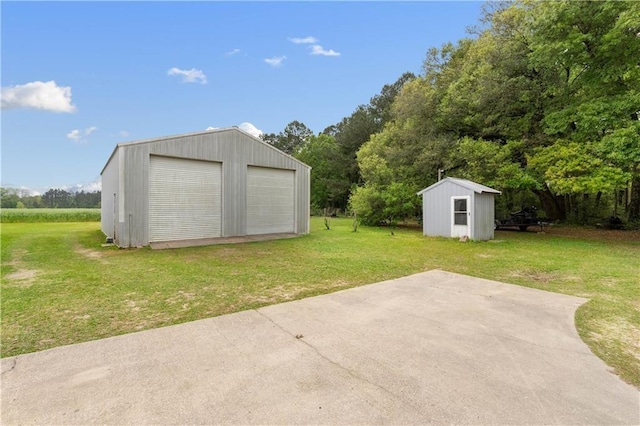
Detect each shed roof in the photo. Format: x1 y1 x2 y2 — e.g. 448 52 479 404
100 127 310 175
417 177 501 196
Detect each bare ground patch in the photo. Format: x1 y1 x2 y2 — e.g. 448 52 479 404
244 290 292 305
119 312 174 331
75 246 108 262
243 294 278 305
268 284 304 300
3 271 39 287
3 249 39 287
598 277 620 288
243 280 354 306
73 314 91 320
165 291 196 304
164 291 198 311
4 248 27 266
508 269 558 285
476 253 494 259
5 269 38 281
590 318 640 361
124 299 149 313
242 285 305 305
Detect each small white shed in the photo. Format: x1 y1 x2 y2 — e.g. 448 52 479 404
417 178 501 241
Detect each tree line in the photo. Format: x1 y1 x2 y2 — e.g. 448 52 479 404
263 0 640 227
0 188 101 209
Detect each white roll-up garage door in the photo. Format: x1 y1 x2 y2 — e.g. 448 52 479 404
247 166 295 235
149 156 222 242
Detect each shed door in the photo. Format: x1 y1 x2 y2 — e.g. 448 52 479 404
451 196 470 238
247 166 295 235
149 156 222 242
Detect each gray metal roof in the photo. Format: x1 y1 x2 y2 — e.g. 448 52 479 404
115 127 237 148
101 127 310 175
417 177 501 195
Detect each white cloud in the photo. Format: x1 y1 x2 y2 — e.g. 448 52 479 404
66 129 81 141
264 56 286 67
225 48 241 56
288 36 318 44
238 122 263 138
1 80 76 113
205 124 261 138
167 67 207 84
50 181 102 193
119 130 129 138
310 45 341 57
67 126 97 144
77 180 101 192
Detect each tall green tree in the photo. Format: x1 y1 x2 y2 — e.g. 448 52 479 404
294 134 350 210
350 0 640 224
327 72 416 185
527 0 640 221
261 120 313 155
0 188 20 208
42 189 73 208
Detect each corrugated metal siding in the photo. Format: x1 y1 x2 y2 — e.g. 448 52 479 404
298 164 310 234
116 129 310 247
247 167 295 234
149 156 222 242
100 148 119 241
422 182 474 238
474 193 496 240
421 181 498 240
121 144 145 247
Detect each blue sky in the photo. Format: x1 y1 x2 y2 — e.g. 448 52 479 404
1 1 484 194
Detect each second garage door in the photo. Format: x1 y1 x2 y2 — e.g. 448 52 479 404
149 156 222 242
247 166 295 235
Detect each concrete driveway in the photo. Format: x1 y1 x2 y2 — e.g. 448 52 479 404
2 270 638 425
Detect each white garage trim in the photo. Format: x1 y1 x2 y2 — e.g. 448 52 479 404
149 156 222 242
247 166 295 235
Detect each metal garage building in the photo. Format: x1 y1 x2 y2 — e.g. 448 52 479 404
417 177 501 241
101 128 310 248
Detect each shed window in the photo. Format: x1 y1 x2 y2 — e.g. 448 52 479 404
454 199 467 225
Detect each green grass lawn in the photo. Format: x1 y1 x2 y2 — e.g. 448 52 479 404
1 208 100 223
2 217 639 387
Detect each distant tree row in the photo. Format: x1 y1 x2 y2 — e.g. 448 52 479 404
0 188 101 209
263 0 640 227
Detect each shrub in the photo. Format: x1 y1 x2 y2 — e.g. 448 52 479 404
349 183 420 226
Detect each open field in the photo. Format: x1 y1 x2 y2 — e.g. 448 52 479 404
1 218 639 387
0 208 100 223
